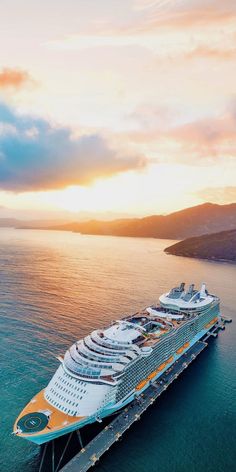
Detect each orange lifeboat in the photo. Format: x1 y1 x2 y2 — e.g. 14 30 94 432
166 356 174 364
135 380 147 391
148 371 157 380
157 363 166 371
183 342 190 349
205 317 218 328
176 346 184 354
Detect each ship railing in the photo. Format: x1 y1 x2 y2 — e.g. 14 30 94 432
78 342 128 365
93 331 132 351
63 362 119 385
84 336 126 356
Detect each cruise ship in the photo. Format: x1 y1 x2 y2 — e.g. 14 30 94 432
14 282 220 445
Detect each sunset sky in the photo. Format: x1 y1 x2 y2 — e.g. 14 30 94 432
0 0 236 219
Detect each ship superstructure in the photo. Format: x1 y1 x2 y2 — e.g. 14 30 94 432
14 283 220 444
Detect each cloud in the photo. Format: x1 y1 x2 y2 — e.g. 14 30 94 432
124 100 236 164
184 46 236 60
133 0 177 11
128 104 177 130
133 0 236 29
165 112 236 160
0 68 33 89
49 0 236 51
149 6 236 30
0 102 146 192
196 186 236 204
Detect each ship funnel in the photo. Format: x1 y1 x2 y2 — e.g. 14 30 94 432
200 283 206 298
188 284 194 294
179 282 185 291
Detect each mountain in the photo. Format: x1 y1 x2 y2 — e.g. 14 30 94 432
22 202 236 239
1 202 236 240
164 229 236 262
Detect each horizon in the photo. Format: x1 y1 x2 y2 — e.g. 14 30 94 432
1 3 236 469
0 201 236 222
1 1 236 217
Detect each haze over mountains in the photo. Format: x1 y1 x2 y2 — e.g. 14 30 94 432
4 202 236 240
0 218 69 228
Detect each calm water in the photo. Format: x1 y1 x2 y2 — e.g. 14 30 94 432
0 229 235 472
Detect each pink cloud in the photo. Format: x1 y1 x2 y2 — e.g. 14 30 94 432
124 102 236 163
184 45 236 60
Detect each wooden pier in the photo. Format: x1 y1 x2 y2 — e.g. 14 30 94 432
60 340 208 472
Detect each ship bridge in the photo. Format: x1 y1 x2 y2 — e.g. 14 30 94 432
159 282 217 312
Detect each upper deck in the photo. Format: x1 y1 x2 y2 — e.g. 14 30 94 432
103 283 218 349
63 282 219 382
119 307 186 348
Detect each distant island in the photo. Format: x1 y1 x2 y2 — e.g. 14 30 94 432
15 202 236 240
164 229 236 262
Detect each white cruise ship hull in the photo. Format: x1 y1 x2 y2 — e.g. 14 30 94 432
14 282 220 445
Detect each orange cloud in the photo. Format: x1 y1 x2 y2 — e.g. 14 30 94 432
0 68 32 89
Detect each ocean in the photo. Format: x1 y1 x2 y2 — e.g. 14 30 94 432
0 228 235 472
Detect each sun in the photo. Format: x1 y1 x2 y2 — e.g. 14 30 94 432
0 164 204 217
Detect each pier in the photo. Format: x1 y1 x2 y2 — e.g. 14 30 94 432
60 340 208 472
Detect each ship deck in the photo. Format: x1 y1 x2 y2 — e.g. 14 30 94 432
60 340 208 472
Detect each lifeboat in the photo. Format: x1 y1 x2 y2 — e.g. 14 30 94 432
135 380 147 390
205 317 218 329
183 342 190 349
166 356 174 364
147 371 157 380
176 346 184 354
157 363 166 371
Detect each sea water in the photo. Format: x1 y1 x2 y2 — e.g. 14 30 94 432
0 229 235 472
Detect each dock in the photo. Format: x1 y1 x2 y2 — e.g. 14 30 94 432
60 340 207 472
